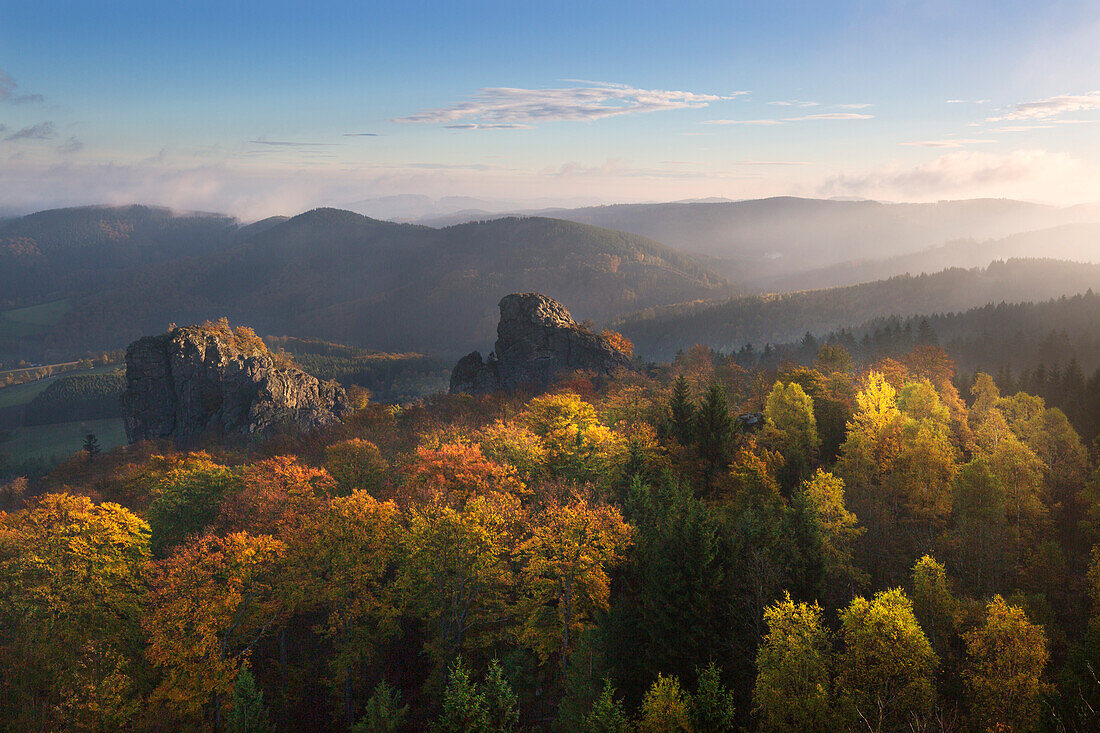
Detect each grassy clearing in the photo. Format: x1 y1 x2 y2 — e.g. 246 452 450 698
0 299 69 341
2 300 70 326
0 417 126 463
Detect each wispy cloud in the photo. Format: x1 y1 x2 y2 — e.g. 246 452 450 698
794 112 873 120
768 99 819 107
248 138 340 147
4 121 56 141
901 138 998 148
835 103 874 109
703 118 784 126
704 112 873 126
0 69 45 104
989 91 1100 121
57 136 84 155
737 160 813 165
342 132 379 137
444 123 533 130
946 99 990 104
394 81 729 127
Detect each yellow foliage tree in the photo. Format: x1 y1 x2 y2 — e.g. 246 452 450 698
962 595 1051 732
0 493 151 731
517 494 632 670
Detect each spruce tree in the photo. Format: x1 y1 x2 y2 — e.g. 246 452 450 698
226 668 271 733
695 384 734 473
483 658 519 732
669 375 696 445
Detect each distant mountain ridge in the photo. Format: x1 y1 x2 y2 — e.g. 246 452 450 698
614 258 1100 361
419 197 1100 289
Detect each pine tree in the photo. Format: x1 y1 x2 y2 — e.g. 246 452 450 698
353 681 408 733
436 657 488 733
82 432 100 458
695 384 733 474
226 668 272 733
691 661 736 732
584 679 630 733
483 658 520 732
669 375 696 445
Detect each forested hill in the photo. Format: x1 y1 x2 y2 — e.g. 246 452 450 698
614 258 1100 361
431 197 1100 287
26 210 727 361
0 205 241 308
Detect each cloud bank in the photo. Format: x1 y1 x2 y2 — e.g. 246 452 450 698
821 149 1081 200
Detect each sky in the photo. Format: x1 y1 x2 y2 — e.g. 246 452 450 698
1 0 1099 219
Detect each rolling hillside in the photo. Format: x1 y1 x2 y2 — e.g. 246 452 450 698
16 209 728 361
614 258 1100 360
0 205 242 308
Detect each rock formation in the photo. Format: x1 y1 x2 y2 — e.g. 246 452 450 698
450 293 632 394
121 323 351 447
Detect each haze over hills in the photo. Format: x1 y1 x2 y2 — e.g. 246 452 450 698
0 207 728 362
420 197 1100 290
4 198 1100 369
614 258 1100 361
763 222 1100 291
344 194 606 222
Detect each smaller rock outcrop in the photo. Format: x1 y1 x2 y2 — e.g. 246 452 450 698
121 323 351 447
450 293 632 394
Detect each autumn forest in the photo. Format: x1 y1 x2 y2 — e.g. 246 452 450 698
4 337 1099 732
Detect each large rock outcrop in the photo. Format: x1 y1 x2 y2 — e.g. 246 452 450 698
121 324 351 447
450 293 632 394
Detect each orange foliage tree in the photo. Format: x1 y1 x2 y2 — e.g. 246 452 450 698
403 441 526 507
144 531 285 726
218 456 335 538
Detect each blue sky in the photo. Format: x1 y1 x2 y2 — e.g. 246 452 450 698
2 0 1099 217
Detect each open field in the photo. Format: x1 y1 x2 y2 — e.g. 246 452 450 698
0 417 126 463
0 300 68 340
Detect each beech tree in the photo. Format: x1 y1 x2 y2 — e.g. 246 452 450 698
324 438 388 496
397 494 517 674
836 588 938 731
800 469 865 606
963 595 1050 732
0 493 151 731
518 493 632 671
753 593 832 733
284 490 402 719
763 380 820 487
145 531 285 726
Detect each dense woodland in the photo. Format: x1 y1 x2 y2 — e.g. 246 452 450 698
6 340 1100 732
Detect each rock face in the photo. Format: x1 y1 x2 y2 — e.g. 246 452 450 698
121 325 351 447
450 293 632 394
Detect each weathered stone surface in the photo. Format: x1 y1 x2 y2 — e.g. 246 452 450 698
450 293 632 394
121 325 351 447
